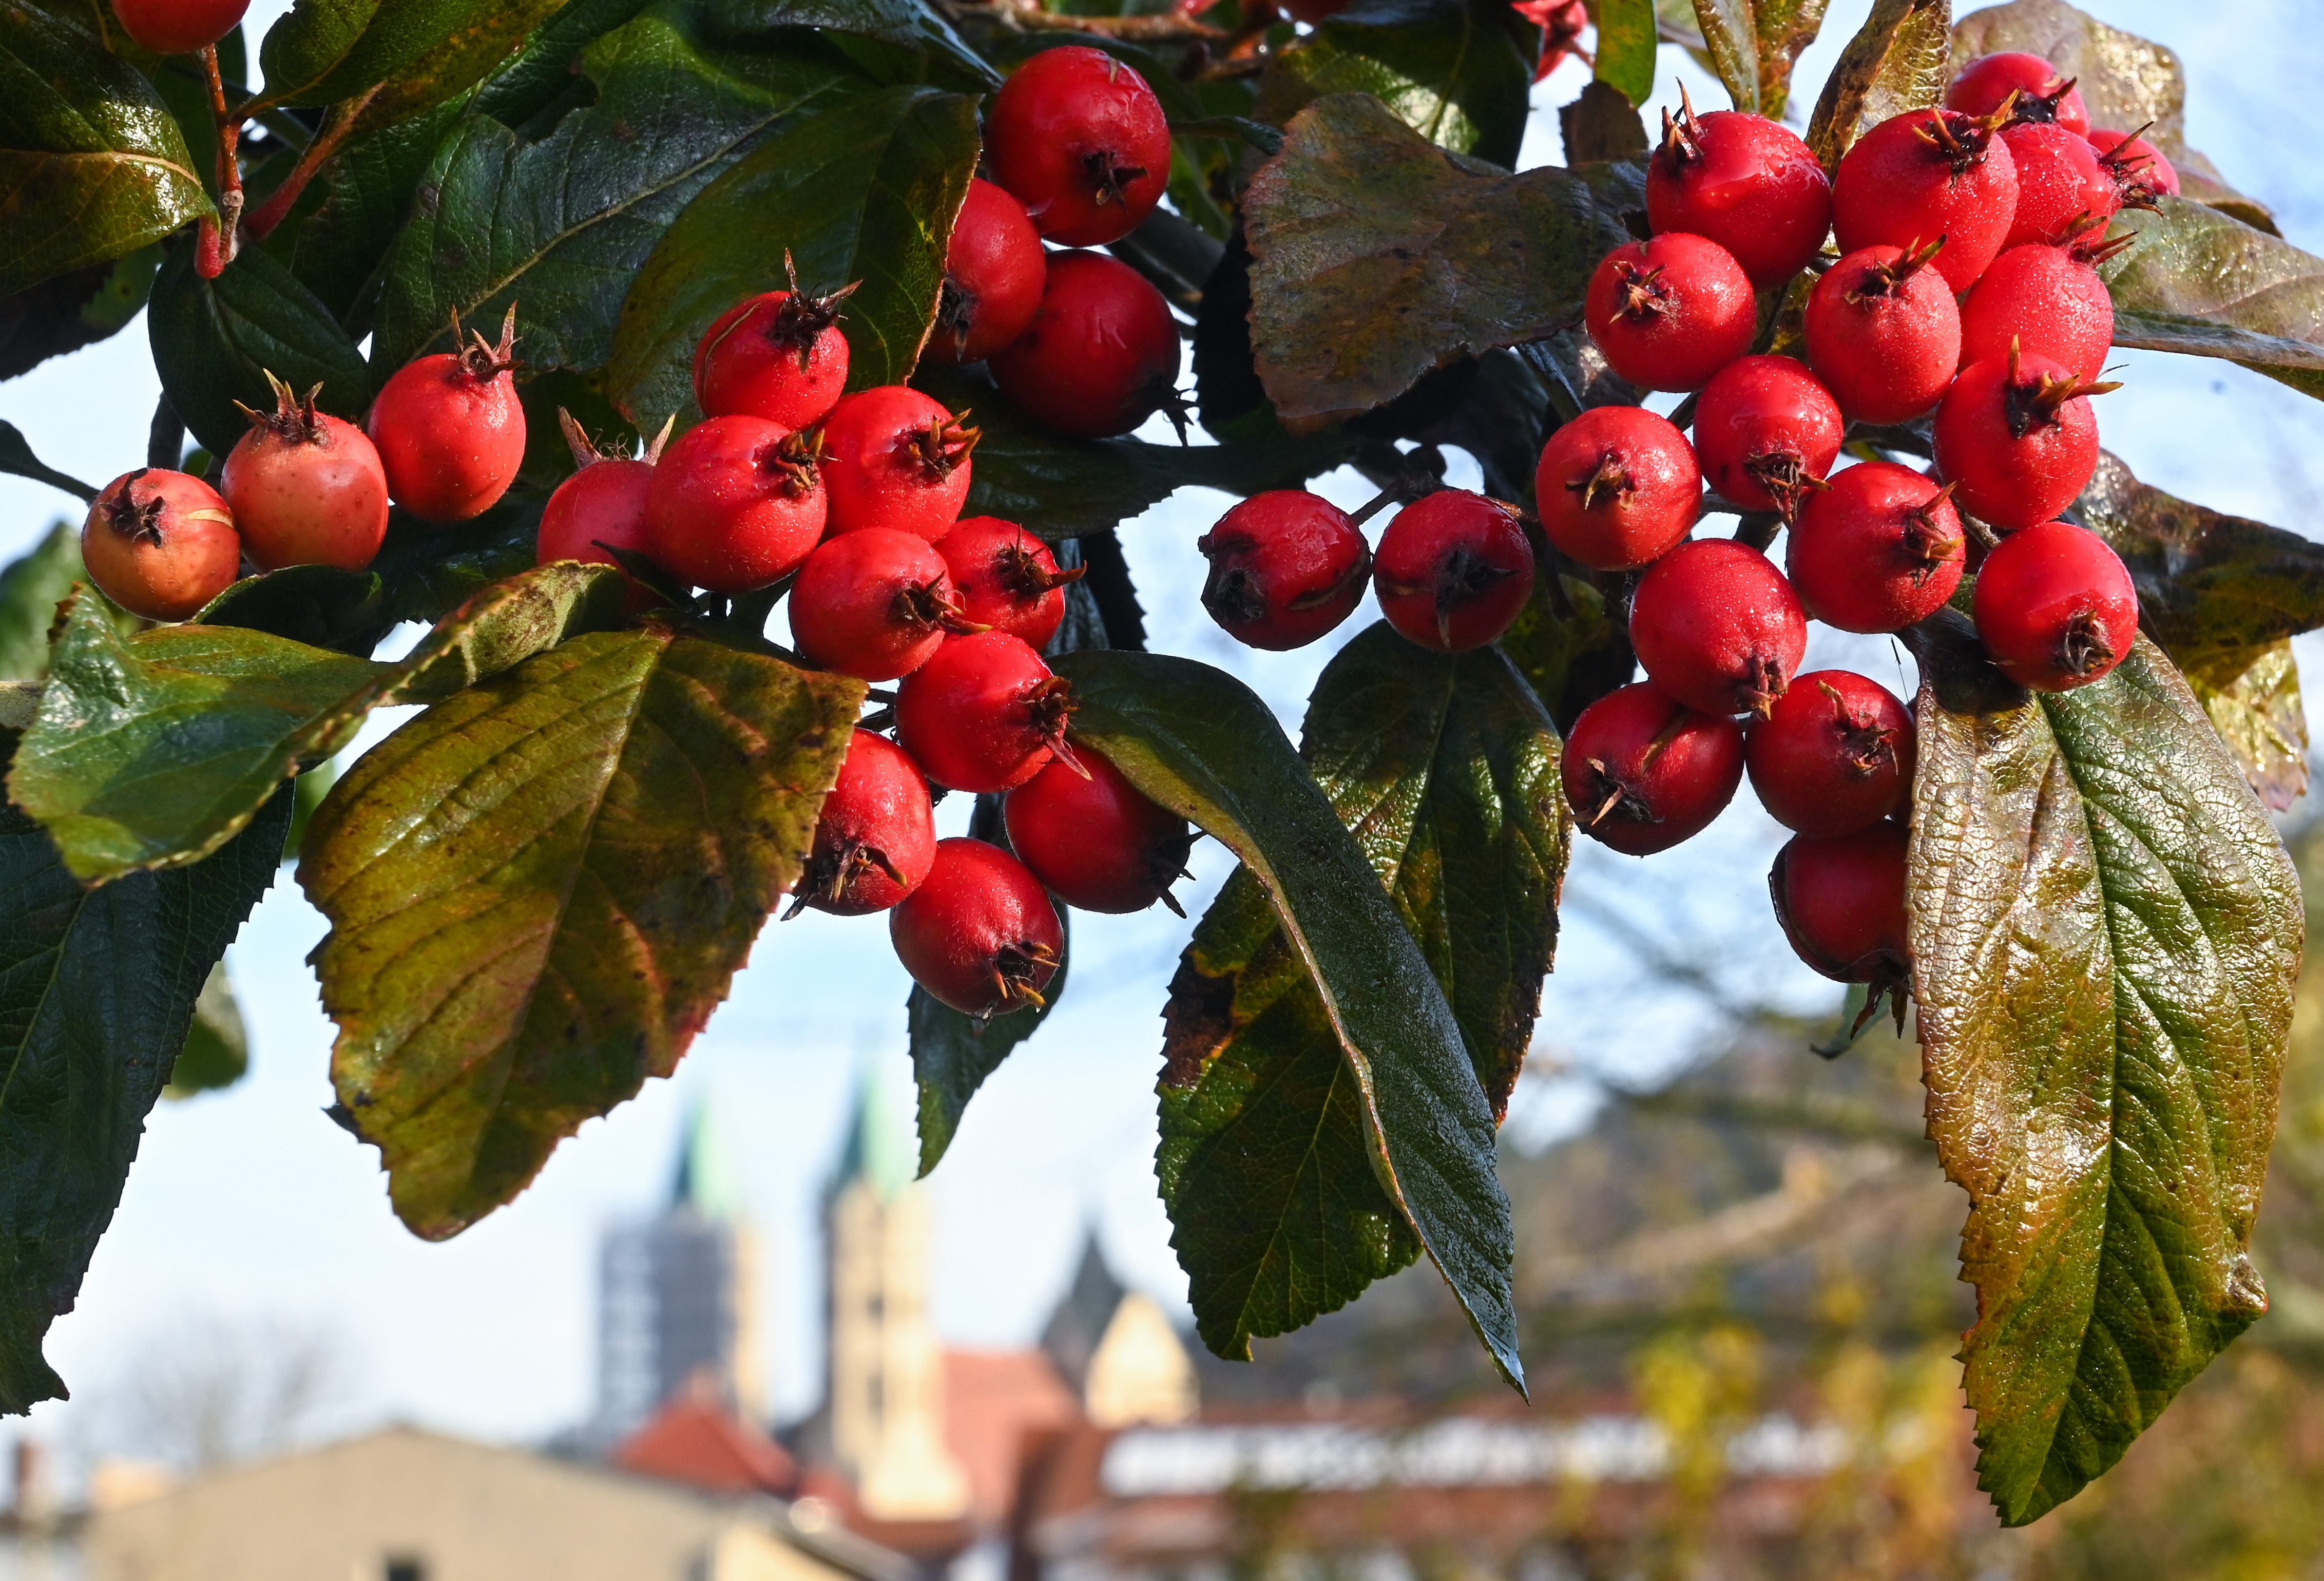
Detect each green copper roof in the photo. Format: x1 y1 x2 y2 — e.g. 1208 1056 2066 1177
673 1095 748 1222
836 1060 915 1201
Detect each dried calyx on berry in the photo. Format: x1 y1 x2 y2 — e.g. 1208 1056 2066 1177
1996 339 2122 439
754 251 858 368
901 406 981 480
2092 121 2169 214
452 302 521 384
1914 103 2009 173
235 369 332 445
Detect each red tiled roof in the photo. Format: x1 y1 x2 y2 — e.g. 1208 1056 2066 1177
614 1398 797 1497
943 1348 1085 1525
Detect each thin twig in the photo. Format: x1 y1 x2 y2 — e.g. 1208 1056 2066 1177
242 86 382 243
194 45 241 279
943 0 1227 40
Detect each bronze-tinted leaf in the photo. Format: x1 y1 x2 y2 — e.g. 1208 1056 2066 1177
1806 0 1949 175
2105 198 2324 401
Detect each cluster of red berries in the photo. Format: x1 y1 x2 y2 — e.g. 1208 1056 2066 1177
80 310 528 621
931 45 1185 441
1549 58 2157 999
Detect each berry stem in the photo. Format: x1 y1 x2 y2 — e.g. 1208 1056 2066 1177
242 85 382 244
194 45 241 280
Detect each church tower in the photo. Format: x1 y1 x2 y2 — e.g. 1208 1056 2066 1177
824 1066 971 1521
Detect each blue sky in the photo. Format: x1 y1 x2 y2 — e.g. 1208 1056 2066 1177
1 0 2319 1465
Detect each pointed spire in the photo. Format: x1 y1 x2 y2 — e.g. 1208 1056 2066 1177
672 1095 747 1222
834 1061 915 1202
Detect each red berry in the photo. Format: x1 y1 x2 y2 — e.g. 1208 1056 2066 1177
80 467 241 622
1690 355 1842 520
1196 490 1371 650
1005 750 1193 914
1522 0 1588 79
367 309 526 523
1957 240 2117 382
1932 345 2114 530
1562 681 1744 855
539 417 658 605
985 46 1170 247
693 263 854 430
220 372 388 572
819 386 976 540
1645 94 1833 289
644 414 825 594
1947 52 2091 138
937 518 1083 650
1970 519 2138 692
790 529 981 682
1803 242 1962 424
1832 109 2020 293
112 0 248 54
1583 234 1756 393
890 837 1063 1016
1746 671 1916 837
894 631 1075 792
989 251 1181 440
1373 490 1534 653
1998 122 2120 250
1785 461 1964 633
2087 126 2179 198
789 729 936 917
1628 538 1806 716
931 179 1047 364
1533 405 1700 572
1770 821 1910 987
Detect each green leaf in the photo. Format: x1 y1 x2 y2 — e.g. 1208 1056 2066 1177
1689 0 1759 112
198 563 393 656
1749 0 1829 121
1493 562 1637 732
0 422 97 503
0 521 85 682
1949 0 2274 232
1159 867 1426 1359
373 7 868 375
292 93 474 330
0 774 289 1413
2070 450 2324 808
9 564 627 884
1241 93 1642 428
1908 621 2300 1525
1256 0 1536 170
919 368 1355 541
254 0 568 122
1592 0 1658 109
0 7 212 295
469 0 660 130
369 493 548 630
166 962 250 1097
1055 648 1524 1390
147 241 371 458
300 630 862 1238
1804 0 1949 175
2104 198 2324 402
605 85 980 427
0 243 161 381
698 0 1000 87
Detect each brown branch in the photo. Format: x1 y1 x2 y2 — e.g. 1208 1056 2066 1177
242 86 382 243
942 0 1228 41
193 44 241 279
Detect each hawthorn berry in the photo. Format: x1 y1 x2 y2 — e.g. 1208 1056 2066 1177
989 251 1181 440
80 467 241 622
819 386 977 540
1957 235 2122 382
644 414 825 593
693 257 854 429
938 518 1083 650
2087 126 2179 197
112 0 248 54
1562 681 1744 855
1691 355 1842 521
1583 234 1756 392
1645 88 1834 289
1372 490 1534 653
1769 821 1911 996
1998 121 2124 250
1947 51 2091 137
1628 538 1806 716
788 729 936 917
1970 519 2139 692
1831 108 2020 292
537 412 660 604
220 371 389 572
790 529 982 682
1785 461 1964 633
1803 241 1962 424
1005 750 1194 915
984 45 1170 247
368 307 527 523
894 631 1077 792
1932 344 2116 530
890 837 1064 1017
1196 491 1371 650
1746 671 1916 838
1534 406 1700 572
932 179 1047 364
